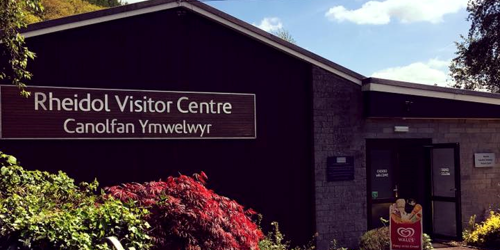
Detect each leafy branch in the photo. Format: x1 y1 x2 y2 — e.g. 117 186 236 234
450 0 500 92
0 0 43 97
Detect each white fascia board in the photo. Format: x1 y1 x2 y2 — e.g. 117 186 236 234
21 2 362 85
363 83 500 106
22 2 181 38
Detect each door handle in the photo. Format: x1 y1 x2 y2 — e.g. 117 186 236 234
393 185 399 198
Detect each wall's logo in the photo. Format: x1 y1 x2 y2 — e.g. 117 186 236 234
397 228 415 238
390 198 422 249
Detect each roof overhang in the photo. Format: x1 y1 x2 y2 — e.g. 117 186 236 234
21 0 364 85
363 78 500 119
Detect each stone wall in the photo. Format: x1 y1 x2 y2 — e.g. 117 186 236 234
365 119 500 226
312 66 366 249
312 66 500 249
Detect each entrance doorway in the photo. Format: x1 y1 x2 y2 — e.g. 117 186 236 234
366 139 462 239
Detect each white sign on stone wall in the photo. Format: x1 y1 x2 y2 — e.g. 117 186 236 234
474 153 496 168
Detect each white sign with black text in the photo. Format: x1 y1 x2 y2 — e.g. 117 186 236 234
474 153 496 168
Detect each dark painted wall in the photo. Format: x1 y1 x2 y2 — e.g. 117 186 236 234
364 91 500 118
1 7 314 244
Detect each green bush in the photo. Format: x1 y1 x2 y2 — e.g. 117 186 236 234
258 221 347 250
359 227 433 250
463 211 500 248
422 232 433 250
0 151 151 250
359 226 388 250
258 222 311 250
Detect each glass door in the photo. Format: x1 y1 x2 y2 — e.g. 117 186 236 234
426 143 462 239
366 139 430 229
367 145 396 229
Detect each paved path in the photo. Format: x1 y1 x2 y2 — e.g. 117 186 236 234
433 243 494 250
436 247 478 250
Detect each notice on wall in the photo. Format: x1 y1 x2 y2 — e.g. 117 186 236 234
390 198 423 250
326 156 354 182
474 153 496 168
0 85 256 139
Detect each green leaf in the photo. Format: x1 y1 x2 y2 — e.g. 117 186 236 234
6 156 17 165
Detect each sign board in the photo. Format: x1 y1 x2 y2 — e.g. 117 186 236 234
0 85 256 139
375 169 389 178
326 156 354 182
390 198 423 250
474 153 495 168
440 168 451 176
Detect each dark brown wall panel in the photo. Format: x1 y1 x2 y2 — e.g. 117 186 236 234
364 91 500 118
1 8 314 244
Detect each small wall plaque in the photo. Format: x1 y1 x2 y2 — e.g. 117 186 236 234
327 156 354 182
474 153 496 168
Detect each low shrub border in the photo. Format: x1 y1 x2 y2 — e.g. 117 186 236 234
1 150 349 250
464 212 500 248
359 226 434 250
0 151 151 250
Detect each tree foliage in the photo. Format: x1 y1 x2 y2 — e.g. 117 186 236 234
271 28 296 44
1 0 104 97
450 0 500 92
106 172 264 250
26 0 103 24
0 0 43 97
84 0 122 8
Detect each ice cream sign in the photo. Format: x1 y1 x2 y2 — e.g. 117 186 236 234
390 198 423 250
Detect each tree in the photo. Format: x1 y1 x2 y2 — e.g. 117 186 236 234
450 0 500 92
1 0 103 97
271 28 296 44
106 172 263 250
26 0 103 23
84 0 123 8
0 0 43 97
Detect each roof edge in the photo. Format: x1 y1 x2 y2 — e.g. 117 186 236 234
363 77 500 106
23 0 179 33
363 77 500 99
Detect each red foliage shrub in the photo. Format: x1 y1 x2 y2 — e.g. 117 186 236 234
105 172 263 250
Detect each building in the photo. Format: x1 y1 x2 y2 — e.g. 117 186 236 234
1 0 499 248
